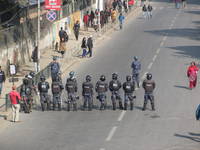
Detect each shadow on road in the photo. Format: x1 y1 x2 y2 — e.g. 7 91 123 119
168 46 200 60
186 10 200 15
174 133 200 142
174 85 191 90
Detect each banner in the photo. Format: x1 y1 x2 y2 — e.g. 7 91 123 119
45 0 62 10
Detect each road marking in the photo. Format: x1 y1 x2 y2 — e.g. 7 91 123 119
152 55 157 62
106 126 117 142
118 111 126 122
160 41 164 47
163 36 167 41
156 48 160 54
148 62 153 70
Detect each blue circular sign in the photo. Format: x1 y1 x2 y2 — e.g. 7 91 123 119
46 11 57 22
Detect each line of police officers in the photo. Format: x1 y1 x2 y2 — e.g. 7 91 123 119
20 56 156 112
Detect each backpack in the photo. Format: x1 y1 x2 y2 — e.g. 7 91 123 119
52 82 61 94
25 87 32 95
196 104 200 120
51 62 59 74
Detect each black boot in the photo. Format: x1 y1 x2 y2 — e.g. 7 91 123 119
67 103 70 111
83 101 87 111
124 103 127 110
88 101 92 111
142 102 147 111
100 102 104 110
119 101 123 110
112 101 116 110
130 101 134 110
151 102 155 111
58 103 62 111
53 104 56 111
41 103 45 112
73 103 77 111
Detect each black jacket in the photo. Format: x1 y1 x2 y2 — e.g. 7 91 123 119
31 47 38 62
87 37 93 48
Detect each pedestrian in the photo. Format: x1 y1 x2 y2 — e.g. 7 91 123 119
109 73 123 110
0 66 6 98
59 37 66 58
90 10 95 27
65 71 78 111
73 20 80 41
117 0 123 13
187 62 199 89
81 37 88 57
9 85 21 122
59 27 65 42
87 35 93 57
111 9 117 23
142 73 156 111
131 56 141 88
38 75 50 111
142 4 148 19
50 56 60 82
96 75 108 110
31 46 39 72
93 17 98 32
182 0 186 8
147 4 153 19
112 0 118 10
83 12 89 31
52 74 64 111
123 75 136 110
175 0 181 9
82 75 93 111
123 0 128 13
118 13 125 29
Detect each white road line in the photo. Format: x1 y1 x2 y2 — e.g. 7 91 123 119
160 41 164 47
106 126 118 142
148 62 153 70
117 111 126 122
163 36 167 41
156 48 160 54
152 55 157 62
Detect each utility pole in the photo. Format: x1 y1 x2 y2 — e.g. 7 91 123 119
37 0 41 72
98 0 101 34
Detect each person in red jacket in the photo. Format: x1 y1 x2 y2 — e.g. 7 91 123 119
9 85 21 122
83 12 89 31
187 62 199 89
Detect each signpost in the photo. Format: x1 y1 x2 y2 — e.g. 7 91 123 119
45 0 61 10
46 11 57 22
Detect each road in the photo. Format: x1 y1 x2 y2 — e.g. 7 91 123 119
0 0 200 150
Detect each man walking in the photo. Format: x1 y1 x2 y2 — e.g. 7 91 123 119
87 35 93 57
118 13 125 30
9 86 21 122
0 66 6 98
73 21 80 41
31 46 39 72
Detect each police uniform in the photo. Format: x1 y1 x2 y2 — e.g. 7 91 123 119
142 78 156 111
38 80 50 111
123 77 135 110
65 78 78 111
96 80 108 110
52 79 64 111
109 79 123 110
82 80 93 111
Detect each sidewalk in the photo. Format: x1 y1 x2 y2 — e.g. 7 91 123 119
0 5 142 126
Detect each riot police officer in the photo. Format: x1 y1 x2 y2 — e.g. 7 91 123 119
142 73 156 111
96 75 108 110
38 75 50 111
51 75 64 111
65 71 78 111
123 75 136 110
131 56 141 88
109 73 123 110
20 78 33 113
82 75 93 111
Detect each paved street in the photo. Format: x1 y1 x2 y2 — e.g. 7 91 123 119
0 0 200 150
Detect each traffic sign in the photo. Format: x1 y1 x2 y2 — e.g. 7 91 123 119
46 11 57 22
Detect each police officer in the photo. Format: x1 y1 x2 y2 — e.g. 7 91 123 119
82 75 93 111
38 75 50 111
109 73 123 110
96 75 108 110
65 71 78 111
142 73 156 111
50 56 60 82
123 75 136 110
131 56 141 88
51 75 64 111
20 78 33 113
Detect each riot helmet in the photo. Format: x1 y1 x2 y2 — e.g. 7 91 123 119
29 71 35 78
86 75 91 82
40 75 46 81
126 75 131 82
134 56 138 61
100 75 106 81
146 73 152 80
69 71 75 78
112 73 118 80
